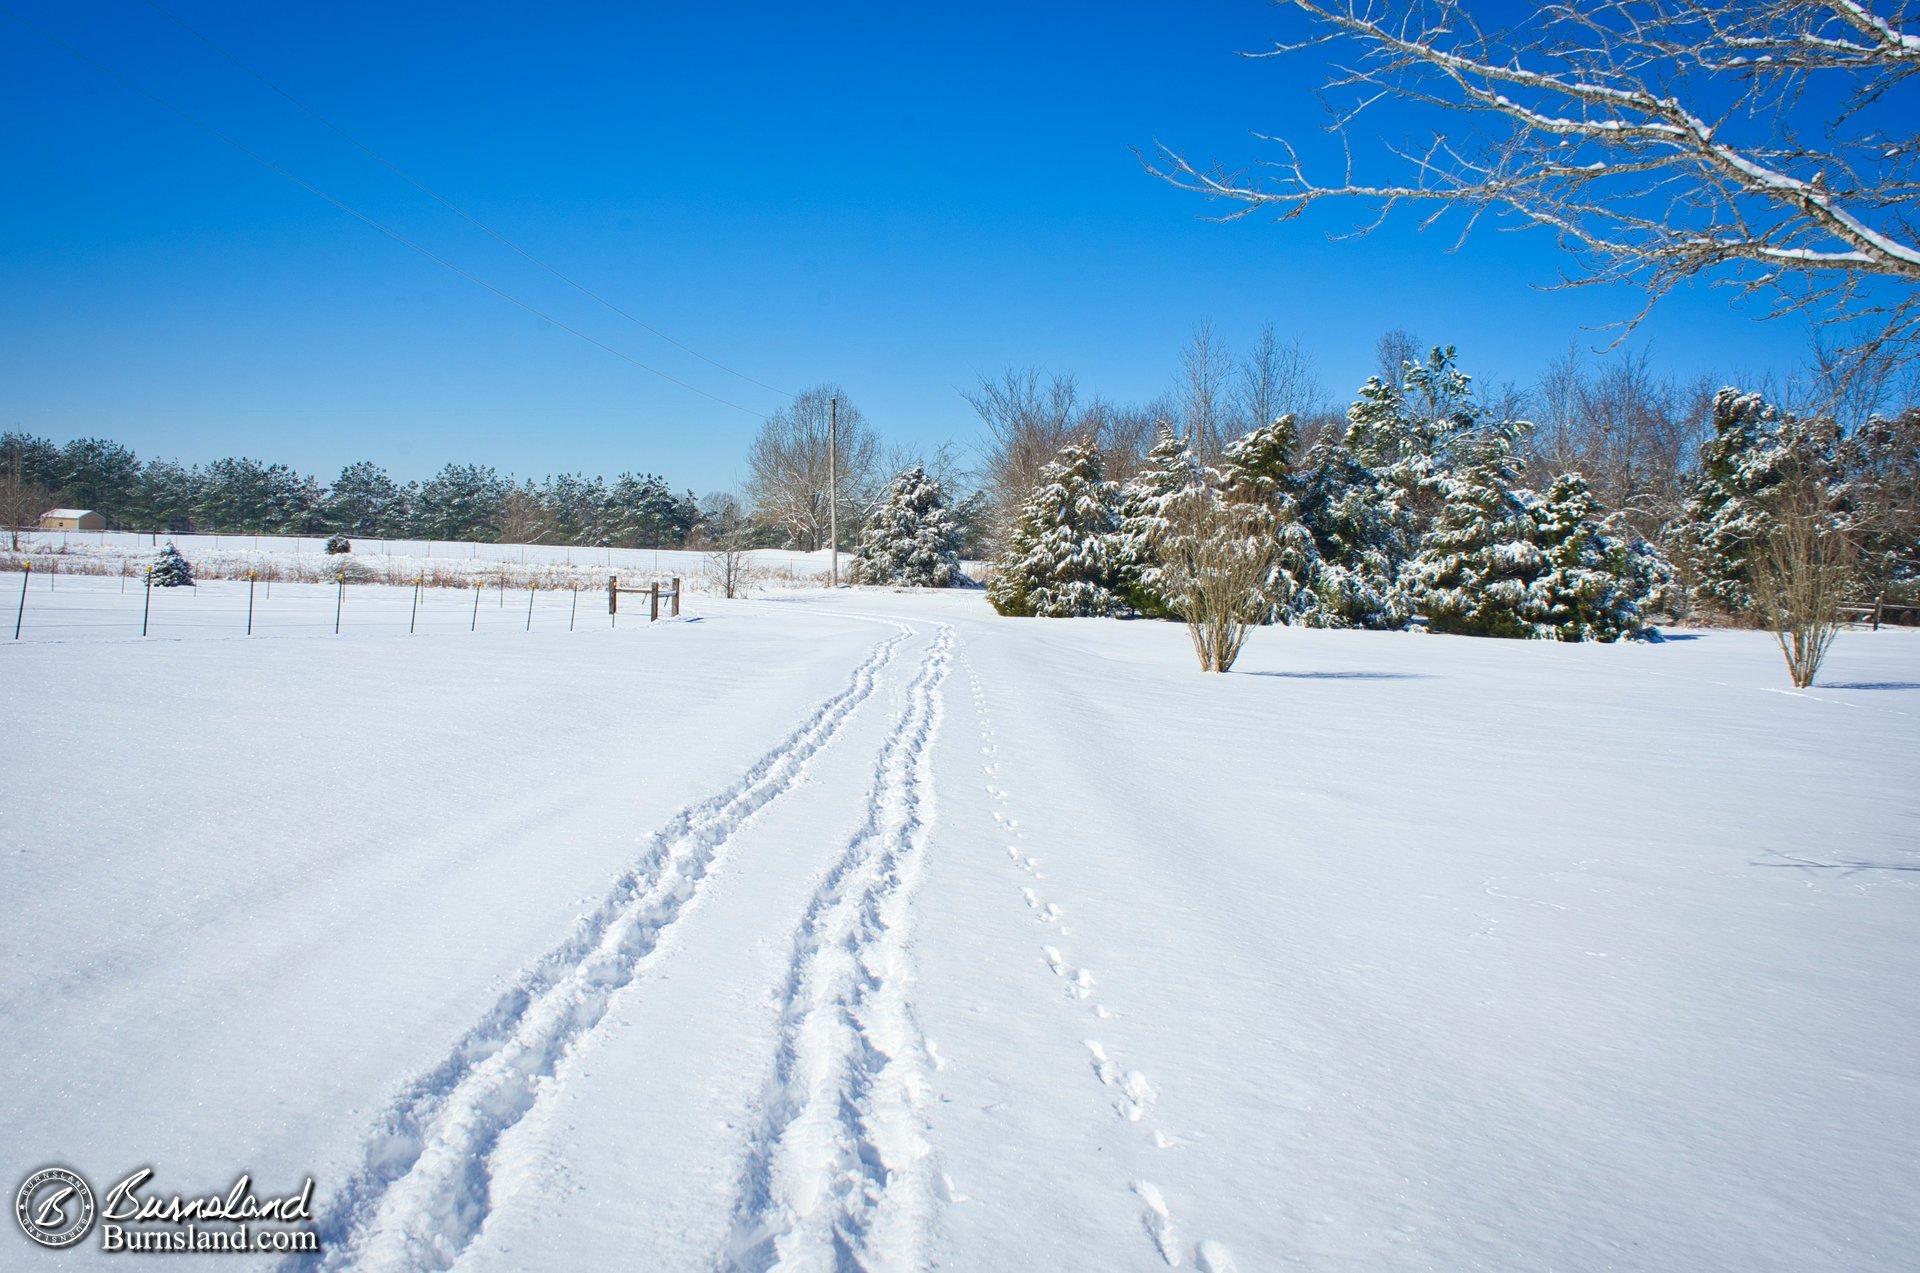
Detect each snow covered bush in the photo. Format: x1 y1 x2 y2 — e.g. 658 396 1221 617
1342 346 1518 523
854 464 964 587
987 440 1131 618
1116 426 1204 618
1406 442 1547 639
1838 408 1920 605
150 541 194 588
325 533 352 554
1290 442 1416 629
1216 415 1321 624
1531 473 1656 641
1671 389 1841 618
329 555 381 584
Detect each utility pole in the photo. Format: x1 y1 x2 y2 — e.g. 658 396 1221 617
828 394 839 587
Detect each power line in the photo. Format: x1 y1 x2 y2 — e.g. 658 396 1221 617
1 4 771 419
141 0 795 401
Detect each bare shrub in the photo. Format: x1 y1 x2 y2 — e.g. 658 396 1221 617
704 532 754 599
0 456 53 551
1156 486 1279 673
1748 473 1853 688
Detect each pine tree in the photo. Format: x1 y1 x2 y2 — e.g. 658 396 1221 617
1216 416 1320 623
1342 346 1524 530
855 465 965 587
150 541 195 588
987 441 1130 618
1839 408 1920 604
1531 473 1653 641
1672 389 1841 616
325 461 406 536
1406 440 1547 638
1291 442 1416 629
1116 426 1203 618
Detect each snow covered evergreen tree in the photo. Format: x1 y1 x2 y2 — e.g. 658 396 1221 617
1342 346 1526 533
987 440 1130 618
1216 416 1320 623
1406 438 1547 638
1290 442 1417 629
150 540 194 588
1531 473 1654 641
1672 389 1841 616
854 464 964 587
1116 426 1203 618
1838 408 1920 605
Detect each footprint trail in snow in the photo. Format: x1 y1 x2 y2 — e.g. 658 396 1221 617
959 645 1231 1271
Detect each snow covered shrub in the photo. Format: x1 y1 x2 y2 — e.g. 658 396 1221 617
1671 389 1841 618
987 440 1131 618
1406 442 1547 639
1216 415 1321 624
150 541 195 588
1290 442 1416 629
325 533 352 554
329 555 380 584
1342 346 1520 525
1116 426 1204 618
855 464 964 587
1531 473 1655 641
1619 536 1680 621
1839 408 1920 605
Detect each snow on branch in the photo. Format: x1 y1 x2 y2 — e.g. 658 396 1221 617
1146 0 1920 375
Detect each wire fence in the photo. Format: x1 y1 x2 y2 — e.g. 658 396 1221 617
6 528 834 580
4 569 689 645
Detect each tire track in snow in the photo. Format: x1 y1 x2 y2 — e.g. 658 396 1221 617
725 623 953 1272
304 623 911 1273
959 646 1230 1272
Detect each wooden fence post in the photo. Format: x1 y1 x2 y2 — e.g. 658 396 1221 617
650 582 660 622
671 577 681 617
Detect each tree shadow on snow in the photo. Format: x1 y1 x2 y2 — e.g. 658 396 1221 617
1756 849 1920 875
1237 670 1435 681
1817 681 1920 691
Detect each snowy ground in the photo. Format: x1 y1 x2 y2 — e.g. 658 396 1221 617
3 581 1916 1271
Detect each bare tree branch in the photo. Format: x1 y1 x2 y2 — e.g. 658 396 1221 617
1146 0 1920 378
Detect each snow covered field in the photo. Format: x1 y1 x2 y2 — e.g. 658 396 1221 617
1 529 923 597
3 583 1917 1271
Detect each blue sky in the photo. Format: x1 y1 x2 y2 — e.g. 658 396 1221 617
0 0 1820 493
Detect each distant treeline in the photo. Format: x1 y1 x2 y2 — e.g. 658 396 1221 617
0 433 706 547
